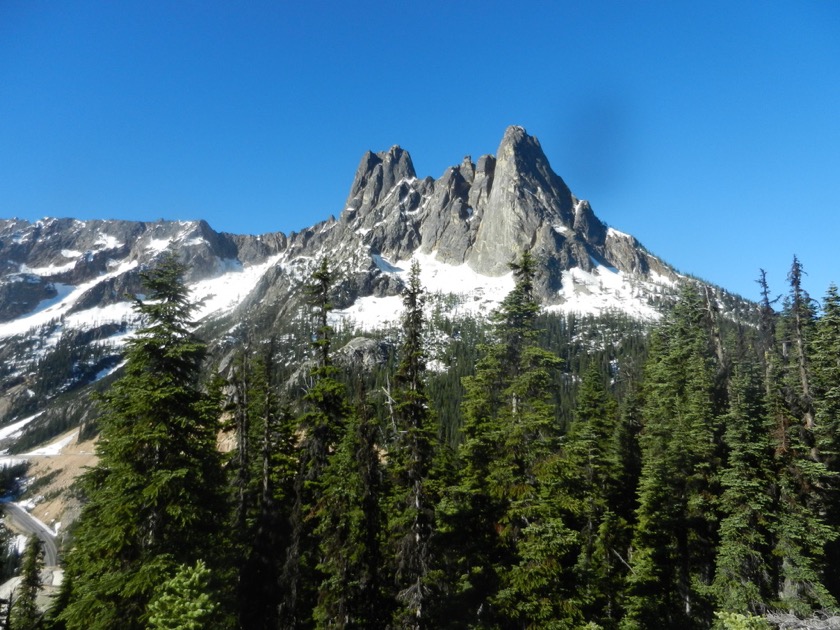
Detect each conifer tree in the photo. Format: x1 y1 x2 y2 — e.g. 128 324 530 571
313 392 387 628
59 254 230 630
443 251 577 627
282 257 350 627
622 286 723 629
712 361 776 615
389 261 438 629
812 285 840 597
767 261 836 613
564 362 625 625
146 560 219 630
812 285 840 468
229 343 296 630
11 536 44 630
785 256 816 433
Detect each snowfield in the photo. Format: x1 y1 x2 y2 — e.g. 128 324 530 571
331 250 668 330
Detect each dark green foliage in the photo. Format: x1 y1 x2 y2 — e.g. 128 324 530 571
58 254 230 630
282 257 351 628
813 285 840 465
563 363 628 626
713 361 776 614
10 536 44 630
388 262 439 628
227 342 297 630
812 285 840 597
442 251 580 628
764 260 836 614
313 393 388 628
623 286 724 629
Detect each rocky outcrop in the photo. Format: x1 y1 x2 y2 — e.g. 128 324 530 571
467 126 575 275
0 275 58 322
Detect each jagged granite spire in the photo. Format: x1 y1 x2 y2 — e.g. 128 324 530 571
345 145 416 213
467 125 576 275
324 124 674 302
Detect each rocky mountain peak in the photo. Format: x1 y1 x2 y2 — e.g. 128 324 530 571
345 145 416 213
325 125 678 302
465 126 576 275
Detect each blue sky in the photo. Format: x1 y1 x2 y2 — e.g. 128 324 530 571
1 1 838 302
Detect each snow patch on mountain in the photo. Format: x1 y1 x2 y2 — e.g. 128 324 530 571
22 430 79 457
0 260 139 340
64 302 137 331
94 234 122 249
192 254 284 321
0 412 44 443
547 265 661 321
332 251 515 330
20 260 77 276
145 238 172 253
332 249 670 330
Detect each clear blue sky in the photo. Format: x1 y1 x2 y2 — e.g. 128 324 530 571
2 1 838 302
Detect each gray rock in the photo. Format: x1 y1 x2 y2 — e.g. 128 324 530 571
466 125 575 276
336 337 393 371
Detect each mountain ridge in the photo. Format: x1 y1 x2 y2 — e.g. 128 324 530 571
0 126 754 432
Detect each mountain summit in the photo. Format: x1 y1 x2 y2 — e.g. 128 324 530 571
0 126 752 432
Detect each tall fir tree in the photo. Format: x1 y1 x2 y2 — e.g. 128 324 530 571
313 391 388 628
11 536 44 630
282 257 350 628
812 285 840 470
442 251 579 628
767 259 836 613
58 254 230 630
388 261 439 629
712 361 776 615
812 285 840 597
228 342 297 630
622 285 724 630
564 362 625 627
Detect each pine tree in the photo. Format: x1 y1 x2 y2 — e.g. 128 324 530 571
313 392 387 628
389 261 438 629
812 284 840 468
282 257 350 628
59 254 230 630
767 260 836 613
786 256 816 433
712 361 776 615
812 285 840 597
229 343 297 630
564 362 625 626
443 251 578 627
622 286 724 629
146 560 219 630
11 536 44 630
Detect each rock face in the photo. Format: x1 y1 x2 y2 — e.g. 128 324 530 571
467 126 574 275
298 124 679 308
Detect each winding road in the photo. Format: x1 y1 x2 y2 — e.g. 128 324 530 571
1 502 58 566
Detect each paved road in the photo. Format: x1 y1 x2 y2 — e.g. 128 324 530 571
1 502 58 566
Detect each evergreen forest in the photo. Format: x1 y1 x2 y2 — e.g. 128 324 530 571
11 251 840 630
